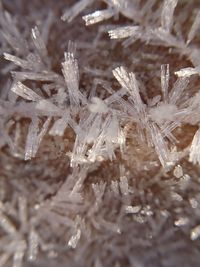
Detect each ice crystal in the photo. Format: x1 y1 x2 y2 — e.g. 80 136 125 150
161 0 178 33
25 118 51 160
1 1 200 267
187 10 200 45
175 67 200 77
83 9 116 26
88 97 109 113
173 165 183 178
62 50 80 109
108 25 140 39
125 205 141 214
11 82 42 102
61 0 94 22
189 128 200 165
68 229 81 249
174 217 189 227
191 225 200 241
28 229 39 262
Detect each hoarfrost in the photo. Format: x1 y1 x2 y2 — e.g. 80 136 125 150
88 97 109 113
149 103 177 124
13 240 26 267
187 10 200 44
0 211 16 235
11 82 42 101
161 0 178 33
112 66 145 114
1 1 200 267
62 50 80 110
190 225 200 240
68 229 81 249
31 26 49 67
25 118 51 160
149 123 171 168
61 0 94 22
119 176 129 196
28 229 39 261
174 217 189 227
49 115 69 136
161 64 169 102
83 9 116 26
173 165 183 178
108 26 140 40
175 67 200 77
189 128 200 165
125 205 141 214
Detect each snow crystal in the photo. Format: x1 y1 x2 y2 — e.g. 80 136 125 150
119 176 129 196
4 53 31 70
68 229 81 249
125 205 141 214
92 182 106 203
189 198 198 209
190 225 200 240
0 11 28 54
189 128 200 165
161 64 169 102
174 217 189 227
25 118 51 160
108 26 140 39
49 115 69 136
168 77 189 105
35 99 61 115
149 103 177 124
187 10 200 45
1 1 200 266
0 211 16 235
62 51 80 109
110 180 119 195
113 66 145 114
83 9 115 26
173 165 183 178
28 229 39 261
31 26 49 66
149 123 171 168
175 67 200 77
11 71 60 82
18 197 28 230
170 192 183 202
88 97 109 113
11 82 42 101
161 0 178 33
61 0 93 22
13 240 26 267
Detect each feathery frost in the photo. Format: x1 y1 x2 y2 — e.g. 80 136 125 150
83 9 116 26
161 0 178 33
11 82 42 102
1 1 200 267
189 128 200 165
62 50 80 109
108 26 140 39
61 0 94 22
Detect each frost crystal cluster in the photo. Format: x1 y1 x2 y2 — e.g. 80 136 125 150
1 0 200 266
